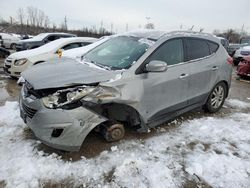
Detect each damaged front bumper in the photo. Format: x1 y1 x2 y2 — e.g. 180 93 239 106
19 88 107 151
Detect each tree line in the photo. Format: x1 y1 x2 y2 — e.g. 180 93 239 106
0 6 248 43
0 6 112 38
213 29 248 43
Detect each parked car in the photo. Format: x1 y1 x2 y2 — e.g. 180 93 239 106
16 32 76 51
228 43 242 57
0 36 3 47
0 33 20 49
4 37 97 78
240 36 250 45
62 36 111 59
237 56 250 78
19 30 233 151
217 37 229 51
233 46 250 65
0 47 10 58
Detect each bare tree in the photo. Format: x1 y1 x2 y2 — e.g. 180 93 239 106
60 16 68 30
27 6 37 26
64 16 68 30
17 8 25 25
145 23 155 29
37 10 45 27
44 16 50 28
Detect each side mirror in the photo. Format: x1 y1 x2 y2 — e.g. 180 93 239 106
145 60 167 72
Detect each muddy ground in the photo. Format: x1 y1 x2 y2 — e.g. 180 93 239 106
0 58 249 161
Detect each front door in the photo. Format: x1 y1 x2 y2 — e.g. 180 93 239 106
136 38 190 125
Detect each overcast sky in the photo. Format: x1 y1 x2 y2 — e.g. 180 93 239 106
0 0 250 33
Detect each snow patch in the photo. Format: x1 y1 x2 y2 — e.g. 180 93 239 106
0 101 250 187
225 99 250 109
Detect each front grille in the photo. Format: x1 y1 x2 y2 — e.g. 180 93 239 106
22 102 37 119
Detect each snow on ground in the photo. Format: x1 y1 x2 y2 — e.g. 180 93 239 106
0 100 250 188
225 98 250 109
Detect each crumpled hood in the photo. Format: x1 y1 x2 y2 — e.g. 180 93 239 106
21 58 119 90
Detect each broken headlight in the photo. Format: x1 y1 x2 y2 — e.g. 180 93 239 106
42 86 119 109
42 86 94 108
42 94 60 108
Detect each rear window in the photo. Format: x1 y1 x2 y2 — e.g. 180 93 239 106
207 41 219 54
186 38 210 61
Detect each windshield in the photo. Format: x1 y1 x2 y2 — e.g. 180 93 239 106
31 33 49 41
83 36 153 70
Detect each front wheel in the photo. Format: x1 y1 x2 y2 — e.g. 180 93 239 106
204 82 227 113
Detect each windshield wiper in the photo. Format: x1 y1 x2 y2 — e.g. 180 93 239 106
82 57 111 70
90 60 111 70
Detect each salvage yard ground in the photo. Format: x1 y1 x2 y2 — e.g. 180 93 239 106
0 58 250 188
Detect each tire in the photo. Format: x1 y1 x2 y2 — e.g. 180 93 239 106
10 43 16 50
204 82 227 113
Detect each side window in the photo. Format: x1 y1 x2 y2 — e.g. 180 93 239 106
61 35 71 38
186 38 210 61
148 39 184 66
207 41 219 54
46 35 58 42
81 42 92 46
61 43 81 51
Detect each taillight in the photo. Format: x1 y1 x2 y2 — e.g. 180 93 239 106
227 57 233 65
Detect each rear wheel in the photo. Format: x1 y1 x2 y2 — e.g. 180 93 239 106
205 82 227 113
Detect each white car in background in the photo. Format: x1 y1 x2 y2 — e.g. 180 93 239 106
62 36 111 59
0 33 20 49
233 46 250 65
4 37 97 78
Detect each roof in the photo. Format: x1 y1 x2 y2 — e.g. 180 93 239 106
122 29 167 40
121 29 217 41
38 32 76 36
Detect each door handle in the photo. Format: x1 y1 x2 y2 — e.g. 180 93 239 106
212 66 219 71
179 73 189 79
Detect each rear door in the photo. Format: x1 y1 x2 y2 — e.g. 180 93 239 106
185 38 219 105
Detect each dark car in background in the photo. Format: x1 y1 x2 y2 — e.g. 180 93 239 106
228 43 242 57
217 37 229 51
0 36 3 47
16 32 76 51
0 47 10 58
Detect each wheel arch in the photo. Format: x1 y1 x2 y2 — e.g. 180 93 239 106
83 102 146 132
220 80 229 98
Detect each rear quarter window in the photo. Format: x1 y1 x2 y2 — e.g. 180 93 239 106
207 41 219 54
186 38 210 61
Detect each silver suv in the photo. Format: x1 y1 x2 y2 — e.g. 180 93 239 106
19 30 233 151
